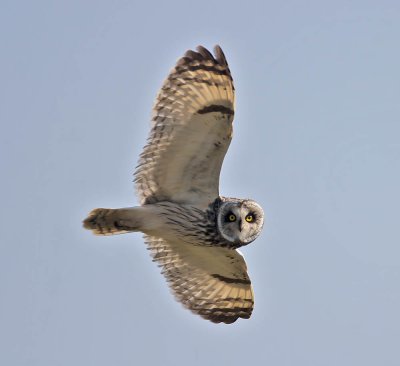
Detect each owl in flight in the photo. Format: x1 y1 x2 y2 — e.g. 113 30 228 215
83 45 264 324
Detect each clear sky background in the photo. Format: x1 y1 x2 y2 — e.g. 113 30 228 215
1 1 400 365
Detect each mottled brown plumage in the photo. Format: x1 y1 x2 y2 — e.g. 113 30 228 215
83 46 264 324
134 45 235 208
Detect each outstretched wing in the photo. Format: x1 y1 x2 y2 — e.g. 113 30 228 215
145 236 254 324
135 45 235 208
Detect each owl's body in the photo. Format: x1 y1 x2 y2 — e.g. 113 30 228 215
85 197 263 248
83 46 264 324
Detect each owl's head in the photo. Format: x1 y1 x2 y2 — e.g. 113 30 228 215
217 199 264 247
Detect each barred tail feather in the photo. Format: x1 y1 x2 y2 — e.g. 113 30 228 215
83 208 142 236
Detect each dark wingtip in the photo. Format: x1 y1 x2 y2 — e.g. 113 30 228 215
196 45 215 60
183 49 203 61
180 45 228 67
213 45 228 66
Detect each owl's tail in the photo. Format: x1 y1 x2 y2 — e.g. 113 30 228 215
83 207 143 236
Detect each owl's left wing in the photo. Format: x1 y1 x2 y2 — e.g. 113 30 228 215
145 235 254 324
135 45 235 208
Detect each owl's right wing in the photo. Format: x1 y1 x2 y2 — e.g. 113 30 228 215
145 235 254 324
134 45 235 208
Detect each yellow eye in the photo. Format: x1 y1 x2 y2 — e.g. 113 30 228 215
245 215 254 222
228 214 236 222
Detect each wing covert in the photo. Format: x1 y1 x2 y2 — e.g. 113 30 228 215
134 45 235 207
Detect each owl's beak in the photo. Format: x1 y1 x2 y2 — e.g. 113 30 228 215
238 219 243 232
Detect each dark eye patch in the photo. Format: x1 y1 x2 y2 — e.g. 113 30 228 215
245 212 257 223
225 212 236 222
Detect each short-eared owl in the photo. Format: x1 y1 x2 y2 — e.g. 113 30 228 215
83 45 264 324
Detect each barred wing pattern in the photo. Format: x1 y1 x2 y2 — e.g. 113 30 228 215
134 46 235 208
145 235 254 324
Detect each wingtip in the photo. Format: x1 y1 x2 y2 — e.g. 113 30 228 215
213 45 228 66
195 45 214 60
180 44 228 67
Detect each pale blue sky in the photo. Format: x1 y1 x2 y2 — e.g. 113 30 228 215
1 1 400 365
